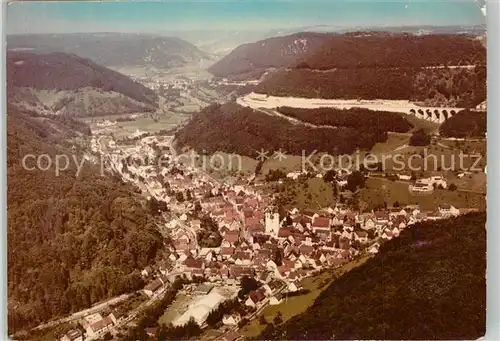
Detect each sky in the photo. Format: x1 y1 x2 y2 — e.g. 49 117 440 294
7 0 486 35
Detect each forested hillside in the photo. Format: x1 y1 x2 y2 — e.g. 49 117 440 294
174 102 404 157
7 51 158 116
440 109 487 138
254 33 486 106
258 213 486 340
256 68 416 100
294 33 485 70
276 106 413 133
414 66 486 107
7 108 164 332
208 32 333 79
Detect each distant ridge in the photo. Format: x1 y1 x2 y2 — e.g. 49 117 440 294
7 51 159 116
7 32 210 70
208 32 333 79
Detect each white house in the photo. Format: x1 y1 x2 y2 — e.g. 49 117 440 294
368 242 380 254
438 204 460 217
222 314 241 326
417 176 447 189
364 219 377 231
409 182 433 193
288 281 302 292
397 173 412 181
269 294 283 306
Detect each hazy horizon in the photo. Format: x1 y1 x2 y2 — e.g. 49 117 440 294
7 0 486 36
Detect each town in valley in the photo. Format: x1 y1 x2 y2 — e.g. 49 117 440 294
6 1 487 341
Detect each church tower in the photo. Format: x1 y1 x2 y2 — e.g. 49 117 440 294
265 206 280 237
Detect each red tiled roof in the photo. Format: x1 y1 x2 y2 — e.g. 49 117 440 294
245 216 260 226
254 210 265 220
90 316 113 332
299 244 314 254
248 223 265 234
221 247 235 255
243 209 254 218
283 259 294 268
278 227 291 238
246 198 259 207
313 217 330 228
236 251 252 260
224 230 239 243
374 211 389 220
184 257 203 269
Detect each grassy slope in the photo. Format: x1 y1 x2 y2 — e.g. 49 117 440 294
359 177 486 211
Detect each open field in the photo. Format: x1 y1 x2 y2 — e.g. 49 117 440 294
361 139 486 176
89 112 189 139
371 134 409 154
292 177 334 210
358 177 486 211
240 256 372 338
260 155 304 175
176 150 259 177
273 177 335 210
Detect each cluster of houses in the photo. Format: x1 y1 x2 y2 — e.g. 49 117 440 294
139 169 472 308
85 133 479 340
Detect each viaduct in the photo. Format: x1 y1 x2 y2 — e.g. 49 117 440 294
238 93 466 124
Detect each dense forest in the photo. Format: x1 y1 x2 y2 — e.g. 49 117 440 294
295 33 485 70
7 108 164 332
256 68 416 100
209 32 485 79
276 106 413 133
440 109 487 138
175 102 398 157
413 66 486 107
257 213 486 340
256 66 485 107
252 33 486 106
